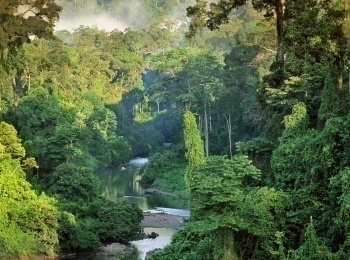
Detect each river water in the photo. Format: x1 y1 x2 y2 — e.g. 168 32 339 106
93 158 189 260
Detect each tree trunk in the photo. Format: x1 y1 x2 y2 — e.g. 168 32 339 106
27 70 31 90
209 105 212 132
204 102 209 157
198 114 202 132
275 0 284 63
338 72 343 91
225 113 232 159
0 84 2 111
217 228 237 260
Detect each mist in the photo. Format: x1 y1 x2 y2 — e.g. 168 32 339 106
55 14 129 32
54 0 193 33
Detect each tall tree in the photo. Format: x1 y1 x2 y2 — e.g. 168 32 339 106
183 111 205 190
190 155 286 259
0 0 62 63
186 0 284 63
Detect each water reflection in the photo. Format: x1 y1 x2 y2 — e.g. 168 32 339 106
95 162 145 205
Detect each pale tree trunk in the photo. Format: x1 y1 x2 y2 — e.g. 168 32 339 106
204 102 209 157
337 0 349 90
198 114 202 133
224 113 232 159
209 104 212 132
339 73 343 91
217 228 237 260
26 65 31 90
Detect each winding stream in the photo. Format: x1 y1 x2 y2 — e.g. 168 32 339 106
93 158 189 259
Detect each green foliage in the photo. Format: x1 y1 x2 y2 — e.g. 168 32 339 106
0 0 61 73
189 155 287 259
289 218 335 260
334 167 350 255
152 110 183 142
153 167 187 197
107 136 131 165
147 226 214 260
273 115 345 191
0 122 59 257
140 144 188 195
0 0 349 257
271 111 350 251
44 161 143 251
0 221 35 259
183 111 205 192
56 196 143 251
47 162 100 203
87 198 143 243
236 138 276 185
128 121 164 157
140 144 186 185
58 212 101 251
318 76 341 128
0 121 25 159
0 147 59 257
260 0 349 132
283 102 308 139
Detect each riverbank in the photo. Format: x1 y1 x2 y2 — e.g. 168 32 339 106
144 187 178 197
141 211 186 228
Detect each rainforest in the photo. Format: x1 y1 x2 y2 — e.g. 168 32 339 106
1 0 350 259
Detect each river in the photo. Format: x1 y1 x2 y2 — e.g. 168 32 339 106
93 158 189 260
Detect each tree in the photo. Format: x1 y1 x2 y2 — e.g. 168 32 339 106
0 121 38 175
318 76 341 128
290 217 334 259
190 155 286 259
182 49 224 156
47 162 100 203
186 0 284 63
0 121 25 160
0 122 59 258
183 111 205 189
261 0 349 130
0 0 62 72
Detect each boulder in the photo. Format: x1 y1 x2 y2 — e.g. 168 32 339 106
96 243 135 257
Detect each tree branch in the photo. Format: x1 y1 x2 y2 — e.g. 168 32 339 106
259 44 277 53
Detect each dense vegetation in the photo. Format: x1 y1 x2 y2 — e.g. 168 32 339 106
1 0 350 259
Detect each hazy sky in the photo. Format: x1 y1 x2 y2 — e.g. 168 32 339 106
55 14 129 32
54 0 193 32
